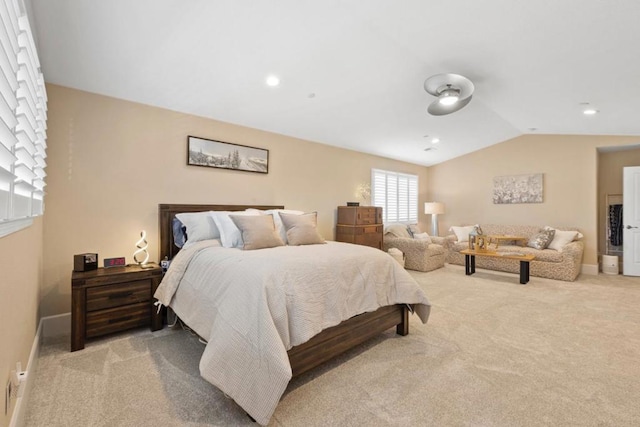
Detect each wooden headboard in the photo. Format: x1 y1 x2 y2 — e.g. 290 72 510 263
159 204 284 260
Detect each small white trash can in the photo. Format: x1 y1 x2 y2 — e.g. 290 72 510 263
602 255 619 275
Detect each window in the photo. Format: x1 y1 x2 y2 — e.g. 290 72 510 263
371 168 418 224
0 0 47 237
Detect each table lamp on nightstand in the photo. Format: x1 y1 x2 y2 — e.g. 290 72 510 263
133 230 152 268
424 202 445 236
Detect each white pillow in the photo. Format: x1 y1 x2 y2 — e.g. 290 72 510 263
544 227 581 251
449 225 478 242
175 211 220 244
210 211 261 248
413 232 432 243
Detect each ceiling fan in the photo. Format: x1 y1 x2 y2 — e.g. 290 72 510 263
424 73 474 116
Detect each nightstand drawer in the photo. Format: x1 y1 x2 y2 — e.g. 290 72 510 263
86 280 150 312
86 302 150 338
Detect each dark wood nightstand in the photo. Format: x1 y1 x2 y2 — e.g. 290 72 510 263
71 264 163 351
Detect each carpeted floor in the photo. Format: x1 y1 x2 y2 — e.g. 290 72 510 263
25 265 640 426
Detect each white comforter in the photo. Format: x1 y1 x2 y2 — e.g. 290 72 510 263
154 240 430 425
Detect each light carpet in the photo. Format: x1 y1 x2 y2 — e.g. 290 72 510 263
25 265 640 426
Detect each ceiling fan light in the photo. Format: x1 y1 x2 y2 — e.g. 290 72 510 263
438 87 460 105
439 94 459 106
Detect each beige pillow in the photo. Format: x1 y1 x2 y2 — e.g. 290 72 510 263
385 224 411 238
279 212 326 245
229 214 284 250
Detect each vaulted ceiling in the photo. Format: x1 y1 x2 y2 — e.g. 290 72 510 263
27 0 640 166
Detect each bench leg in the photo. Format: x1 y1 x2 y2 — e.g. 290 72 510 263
519 260 530 284
465 254 475 275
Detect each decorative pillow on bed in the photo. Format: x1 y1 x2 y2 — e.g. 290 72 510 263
279 212 326 245
175 211 219 244
385 224 412 238
265 209 304 243
449 225 478 242
210 211 261 248
172 218 187 248
527 229 555 250
229 214 285 250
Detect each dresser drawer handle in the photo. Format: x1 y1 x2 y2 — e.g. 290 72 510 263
108 291 134 299
108 315 133 324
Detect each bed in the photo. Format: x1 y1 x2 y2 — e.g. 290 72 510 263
156 203 430 424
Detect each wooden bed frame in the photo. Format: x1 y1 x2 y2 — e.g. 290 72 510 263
158 203 409 377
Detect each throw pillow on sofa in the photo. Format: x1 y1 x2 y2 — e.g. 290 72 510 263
413 232 432 244
407 224 422 237
385 224 412 238
527 229 555 250
449 225 479 242
543 226 582 251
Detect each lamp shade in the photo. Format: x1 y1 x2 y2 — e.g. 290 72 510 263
424 202 445 215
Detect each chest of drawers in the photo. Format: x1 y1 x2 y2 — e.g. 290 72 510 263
336 206 383 249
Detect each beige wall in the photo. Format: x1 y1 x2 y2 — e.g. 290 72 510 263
41 84 429 317
0 218 42 426
427 134 640 268
597 147 640 258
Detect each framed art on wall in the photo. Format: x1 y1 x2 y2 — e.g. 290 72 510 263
493 173 543 204
187 135 269 174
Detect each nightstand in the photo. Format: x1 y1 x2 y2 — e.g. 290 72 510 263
71 264 163 351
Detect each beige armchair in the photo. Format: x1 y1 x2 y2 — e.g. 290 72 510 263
382 224 446 272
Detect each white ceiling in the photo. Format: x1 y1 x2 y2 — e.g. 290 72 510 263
27 0 640 166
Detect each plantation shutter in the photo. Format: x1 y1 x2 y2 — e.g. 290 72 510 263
371 169 418 223
0 0 47 237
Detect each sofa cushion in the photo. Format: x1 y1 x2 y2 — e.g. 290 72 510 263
428 244 445 256
496 245 564 262
527 229 555 250
480 224 541 239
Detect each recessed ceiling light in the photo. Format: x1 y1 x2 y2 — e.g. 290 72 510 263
583 109 598 115
265 75 280 87
431 138 440 144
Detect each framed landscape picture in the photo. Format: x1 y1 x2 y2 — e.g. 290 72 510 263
187 136 269 174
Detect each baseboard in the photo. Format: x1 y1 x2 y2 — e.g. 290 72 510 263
42 312 71 338
581 264 599 275
9 312 71 427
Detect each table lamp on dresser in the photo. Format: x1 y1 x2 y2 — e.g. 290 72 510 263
424 202 445 236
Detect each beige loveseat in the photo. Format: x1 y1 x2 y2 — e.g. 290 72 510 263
445 224 584 281
382 224 446 272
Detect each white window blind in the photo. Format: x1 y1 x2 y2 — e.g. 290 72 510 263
0 0 47 237
371 168 418 224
